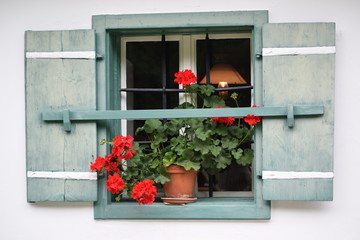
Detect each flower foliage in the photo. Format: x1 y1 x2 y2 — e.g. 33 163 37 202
90 69 262 204
135 70 262 175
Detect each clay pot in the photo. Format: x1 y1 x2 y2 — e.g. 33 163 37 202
163 165 198 198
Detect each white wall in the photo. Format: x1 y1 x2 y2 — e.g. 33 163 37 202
1 0 359 239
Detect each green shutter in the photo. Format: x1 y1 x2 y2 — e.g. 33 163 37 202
262 23 335 201
25 30 97 202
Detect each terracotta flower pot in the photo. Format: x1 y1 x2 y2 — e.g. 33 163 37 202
162 165 198 203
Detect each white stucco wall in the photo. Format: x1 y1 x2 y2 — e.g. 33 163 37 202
1 0 359 239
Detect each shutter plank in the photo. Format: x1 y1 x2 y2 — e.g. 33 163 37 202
25 30 97 202
262 23 335 201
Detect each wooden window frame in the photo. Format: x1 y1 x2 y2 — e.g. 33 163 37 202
92 11 271 220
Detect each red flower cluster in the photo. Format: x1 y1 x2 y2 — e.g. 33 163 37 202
90 155 120 173
131 179 157 205
112 135 136 160
90 135 136 174
90 156 105 171
243 105 262 125
211 106 235 125
90 135 158 204
174 69 197 87
106 173 125 194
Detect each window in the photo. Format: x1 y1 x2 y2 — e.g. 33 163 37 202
94 12 270 219
120 33 253 199
25 11 335 220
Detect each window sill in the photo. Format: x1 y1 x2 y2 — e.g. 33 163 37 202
94 197 270 220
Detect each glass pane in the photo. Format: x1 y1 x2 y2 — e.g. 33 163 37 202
196 38 251 107
126 41 179 140
196 38 253 195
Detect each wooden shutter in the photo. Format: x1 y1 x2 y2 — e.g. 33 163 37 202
262 23 335 201
25 30 97 202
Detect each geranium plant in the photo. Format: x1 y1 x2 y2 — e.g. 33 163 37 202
90 135 164 204
90 69 261 205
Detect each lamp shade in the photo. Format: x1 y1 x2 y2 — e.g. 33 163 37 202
200 64 247 84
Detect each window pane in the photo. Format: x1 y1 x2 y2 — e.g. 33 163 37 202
196 38 251 107
126 41 179 140
196 38 253 195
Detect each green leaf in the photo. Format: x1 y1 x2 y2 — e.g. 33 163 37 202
150 158 161 168
231 148 243 160
163 152 177 167
154 167 171 184
153 132 167 145
210 146 222 157
213 123 228 136
203 95 226 108
154 174 170 184
187 118 205 130
215 153 232 169
175 102 195 109
179 160 201 171
188 83 199 94
193 138 211 154
198 84 215 96
228 126 247 138
115 194 121 202
200 154 214 169
143 119 162 134
195 127 212 141
237 148 254 166
182 148 195 159
221 137 238 149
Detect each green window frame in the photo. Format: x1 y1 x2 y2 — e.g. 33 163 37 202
92 11 271 220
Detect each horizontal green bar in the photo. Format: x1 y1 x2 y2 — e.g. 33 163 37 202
42 105 324 121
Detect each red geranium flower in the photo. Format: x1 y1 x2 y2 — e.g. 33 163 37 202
113 135 134 149
243 115 262 125
174 69 197 87
211 106 235 125
131 179 157 205
112 135 135 160
122 150 136 160
243 105 262 125
103 153 120 173
106 173 125 194
90 157 105 171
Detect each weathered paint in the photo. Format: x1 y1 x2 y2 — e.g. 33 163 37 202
27 171 97 180
26 51 97 59
262 46 336 56
262 171 334 179
25 30 97 202
262 23 335 201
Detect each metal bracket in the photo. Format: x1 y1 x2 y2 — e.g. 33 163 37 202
287 104 295 128
255 52 262 59
62 110 71 132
